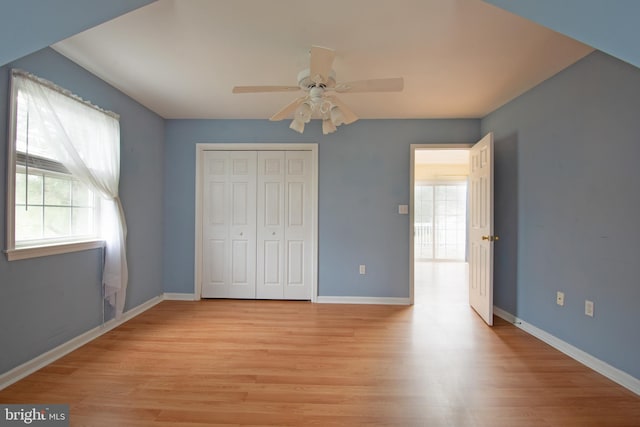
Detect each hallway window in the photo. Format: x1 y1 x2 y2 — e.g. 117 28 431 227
415 182 467 261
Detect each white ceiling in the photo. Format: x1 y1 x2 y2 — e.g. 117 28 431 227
52 0 593 120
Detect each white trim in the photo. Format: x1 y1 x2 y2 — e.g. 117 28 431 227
409 144 473 305
5 240 105 261
493 306 517 323
194 143 319 302
316 296 410 305
163 292 197 301
493 306 640 396
0 295 163 391
5 75 18 256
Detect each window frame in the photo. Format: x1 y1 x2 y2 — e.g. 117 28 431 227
5 73 104 261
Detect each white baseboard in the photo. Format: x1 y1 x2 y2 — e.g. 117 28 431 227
493 306 517 323
0 295 164 391
493 306 640 396
316 296 410 305
163 292 197 301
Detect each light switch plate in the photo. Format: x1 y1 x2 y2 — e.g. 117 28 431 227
398 204 409 214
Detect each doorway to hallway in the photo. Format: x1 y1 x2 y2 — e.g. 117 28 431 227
411 146 470 305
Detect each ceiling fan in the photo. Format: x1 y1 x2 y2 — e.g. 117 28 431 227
232 46 404 135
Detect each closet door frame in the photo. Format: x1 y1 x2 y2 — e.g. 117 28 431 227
194 143 318 302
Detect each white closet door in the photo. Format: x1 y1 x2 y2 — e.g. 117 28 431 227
284 151 313 300
256 152 286 299
202 151 257 299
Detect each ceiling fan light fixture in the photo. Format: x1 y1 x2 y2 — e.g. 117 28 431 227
322 119 337 135
294 102 312 123
289 118 305 134
233 46 402 136
330 106 346 126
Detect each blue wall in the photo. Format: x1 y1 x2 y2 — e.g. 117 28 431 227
0 0 155 67
163 119 480 298
482 51 640 379
0 48 165 374
483 0 640 69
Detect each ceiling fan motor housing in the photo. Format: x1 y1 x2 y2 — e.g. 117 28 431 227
297 68 336 90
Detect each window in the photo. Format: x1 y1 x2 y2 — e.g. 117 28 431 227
5 70 116 261
13 92 100 247
15 163 97 244
414 182 467 261
6 70 129 314
6 76 103 260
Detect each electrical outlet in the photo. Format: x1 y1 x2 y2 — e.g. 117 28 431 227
556 291 565 306
359 265 366 275
585 300 594 317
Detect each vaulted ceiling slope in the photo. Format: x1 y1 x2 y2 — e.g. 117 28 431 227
50 0 593 119
483 0 640 69
0 0 155 67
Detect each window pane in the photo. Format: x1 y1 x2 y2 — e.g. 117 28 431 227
15 93 59 160
72 207 95 235
25 173 44 205
72 180 93 207
15 172 26 205
15 206 43 240
43 206 71 238
44 176 71 206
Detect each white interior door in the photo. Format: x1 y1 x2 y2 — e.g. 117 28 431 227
257 151 286 299
469 133 495 325
284 151 313 300
202 151 257 298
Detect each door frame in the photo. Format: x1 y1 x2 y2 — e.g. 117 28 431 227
194 143 319 301
410 144 472 305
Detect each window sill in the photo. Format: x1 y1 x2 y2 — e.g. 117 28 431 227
5 240 105 261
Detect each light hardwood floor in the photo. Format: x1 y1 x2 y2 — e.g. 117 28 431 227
1 264 638 426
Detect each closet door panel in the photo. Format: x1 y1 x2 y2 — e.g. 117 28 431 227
202 152 229 297
284 151 313 300
257 151 285 299
202 151 256 299
228 152 257 298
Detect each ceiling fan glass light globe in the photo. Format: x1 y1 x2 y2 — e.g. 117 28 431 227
289 119 305 134
322 119 337 135
330 106 346 126
295 102 312 123
319 100 332 115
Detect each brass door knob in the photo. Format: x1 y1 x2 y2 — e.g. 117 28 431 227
482 235 499 242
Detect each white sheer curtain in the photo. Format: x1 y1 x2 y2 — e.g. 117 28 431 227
13 70 128 318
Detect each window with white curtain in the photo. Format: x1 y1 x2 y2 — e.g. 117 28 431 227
13 89 100 247
5 69 129 317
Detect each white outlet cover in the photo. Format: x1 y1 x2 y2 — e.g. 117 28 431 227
398 205 409 214
585 300 594 317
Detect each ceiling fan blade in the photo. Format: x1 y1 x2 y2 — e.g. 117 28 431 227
334 77 404 93
269 96 307 121
325 95 358 125
309 46 335 85
233 85 300 94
